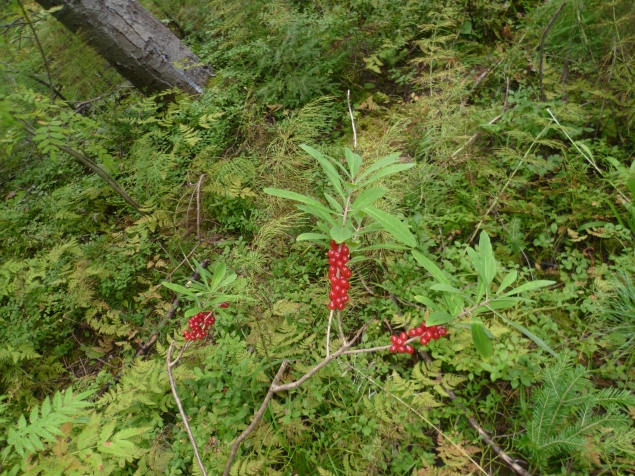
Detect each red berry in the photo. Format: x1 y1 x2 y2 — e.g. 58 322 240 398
390 335 399 344
336 302 346 310
340 245 349 255
328 257 337 266
390 344 398 353
414 327 424 336
330 276 339 285
408 329 418 338
189 321 198 330
341 267 352 279
220 302 230 309
419 322 427 330
339 278 349 288
399 332 408 341
419 335 430 346
405 345 414 354
396 338 404 345
335 259 344 268
429 325 438 332
340 255 349 264
432 331 441 340
330 240 338 249
329 266 337 275
438 327 448 337
338 287 348 297
341 296 349 303
328 301 336 310
205 316 215 326
184 331 191 339
328 249 336 258
397 345 405 353
332 285 342 295
329 291 338 300
334 297 342 305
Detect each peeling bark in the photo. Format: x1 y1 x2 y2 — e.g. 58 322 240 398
34 0 212 95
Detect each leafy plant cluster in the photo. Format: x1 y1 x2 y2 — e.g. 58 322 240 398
1 0 635 474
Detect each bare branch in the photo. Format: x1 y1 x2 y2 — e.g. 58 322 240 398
167 341 208 476
420 351 531 476
223 361 289 476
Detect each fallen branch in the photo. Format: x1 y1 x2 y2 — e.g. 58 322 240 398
222 321 371 475
168 341 207 476
420 351 531 476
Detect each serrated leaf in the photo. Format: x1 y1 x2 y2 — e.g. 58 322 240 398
362 206 416 247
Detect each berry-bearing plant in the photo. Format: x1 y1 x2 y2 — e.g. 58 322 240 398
163 146 558 476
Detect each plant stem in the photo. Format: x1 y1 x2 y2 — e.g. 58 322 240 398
16 0 56 102
167 341 208 476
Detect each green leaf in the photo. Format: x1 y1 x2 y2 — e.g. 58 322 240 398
210 261 226 291
498 270 517 294
577 221 611 232
345 148 363 179
493 311 557 356
29 406 38 425
356 153 400 182
264 188 336 216
184 307 203 318
359 163 415 187
330 225 354 243
471 320 493 360
503 280 555 297
324 193 343 212
478 231 497 286
413 295 440 311
351 187 386 210
296 233 330 242
427 311 455 326
300 145 346 198
296 204 337 226
412 251 450 285
362 206 416 247
431 283 465 295
474 298 523 313
162 281 193 296
40 397 51 418
355 243 410 251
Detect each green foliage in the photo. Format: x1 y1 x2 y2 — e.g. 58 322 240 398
1 0 635 474
518 358 635 471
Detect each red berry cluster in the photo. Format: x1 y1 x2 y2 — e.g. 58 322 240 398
183 312 215 341
389 323 448 354
327 240 352 311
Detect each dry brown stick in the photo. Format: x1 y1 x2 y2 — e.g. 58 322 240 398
168 341 208 476
195 174 206 241
419 351 531 476
222 361 289 476
539 3 567 101
94 259 210 399
223 321 371 474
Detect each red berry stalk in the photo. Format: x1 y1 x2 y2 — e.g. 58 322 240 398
183 303 229 341
389 322 449 354
327 240 352 311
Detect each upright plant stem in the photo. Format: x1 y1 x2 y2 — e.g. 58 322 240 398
16 0 55 102
539 3 567 101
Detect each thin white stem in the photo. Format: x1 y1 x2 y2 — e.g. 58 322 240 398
336 310 346 345
347 89 357 150
326 309 334 357
167 341 207 476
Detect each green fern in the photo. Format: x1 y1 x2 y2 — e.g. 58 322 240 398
517 358 635 469
2 387 92 459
